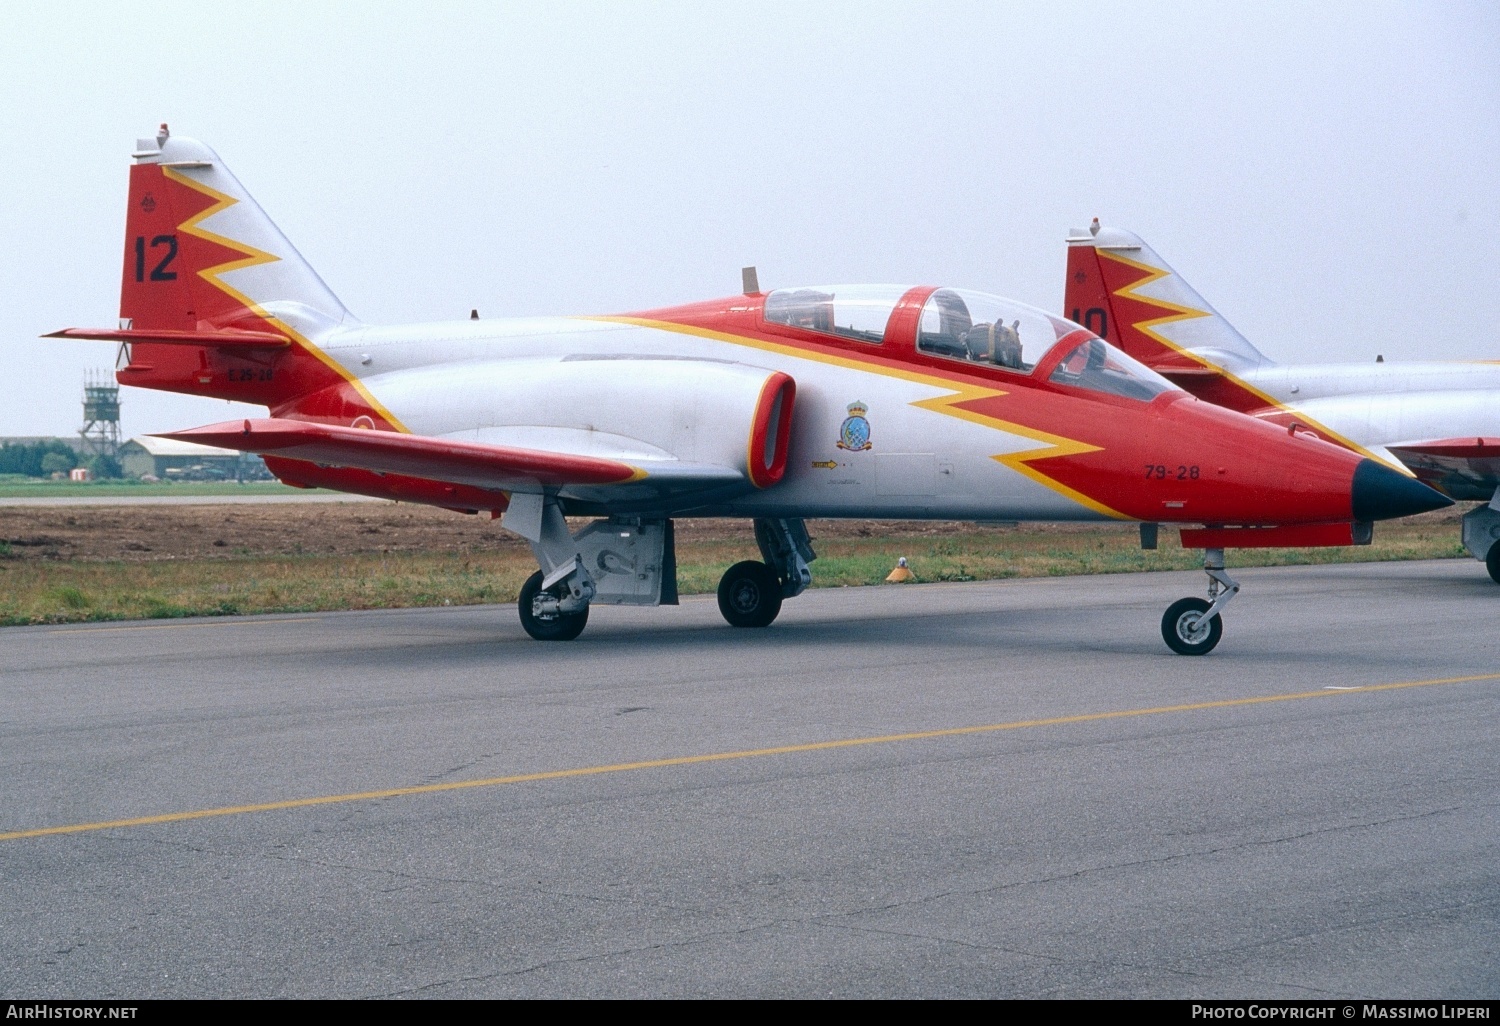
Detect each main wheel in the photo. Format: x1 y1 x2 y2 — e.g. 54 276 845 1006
518 570 589 641
1161 596 1222 656
1486 543 1500 585
717 560 783 628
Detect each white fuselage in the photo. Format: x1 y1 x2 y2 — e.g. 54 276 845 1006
313 315 1111 521
1238 361 1500 459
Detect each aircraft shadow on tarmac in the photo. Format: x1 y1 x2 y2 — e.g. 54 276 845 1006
219 559 1493 674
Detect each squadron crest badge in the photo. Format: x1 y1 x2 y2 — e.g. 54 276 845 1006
837 401 872 451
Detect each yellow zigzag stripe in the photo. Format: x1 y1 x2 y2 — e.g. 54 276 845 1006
161 166 409 433
1099 248 1380 463
596 316 1125 519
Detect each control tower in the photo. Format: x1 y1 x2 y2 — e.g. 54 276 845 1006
79 370 121 460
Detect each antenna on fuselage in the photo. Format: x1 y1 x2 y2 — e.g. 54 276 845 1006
470 309 479 320
741 266 761 296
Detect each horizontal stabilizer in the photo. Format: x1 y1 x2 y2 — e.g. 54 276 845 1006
45 327 291 348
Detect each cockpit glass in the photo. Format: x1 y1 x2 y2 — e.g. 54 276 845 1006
1046 337 1178 401
763 284 907 344
915 287 1180 401
916 288 1054 373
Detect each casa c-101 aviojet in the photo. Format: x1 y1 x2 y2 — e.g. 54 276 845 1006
50 127 1449 654
1064 221 1500 582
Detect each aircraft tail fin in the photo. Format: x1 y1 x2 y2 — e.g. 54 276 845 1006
58 125 380 410
1065 222 1272 377
120 124 354 338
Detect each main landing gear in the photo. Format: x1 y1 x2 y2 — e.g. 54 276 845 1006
717 561 782 627
503 493 677 642
716 518 816 629
1161 547 1239 656
502 494 816 641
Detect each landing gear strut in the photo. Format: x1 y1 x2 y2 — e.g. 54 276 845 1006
504 494 596 641
715 518 817 629
1161 547 1239 656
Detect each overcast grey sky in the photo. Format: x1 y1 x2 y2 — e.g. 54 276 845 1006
2 1 1497 438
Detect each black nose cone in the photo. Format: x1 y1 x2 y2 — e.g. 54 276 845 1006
1352 459 1453 521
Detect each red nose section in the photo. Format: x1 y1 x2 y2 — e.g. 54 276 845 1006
1059 397 1447 528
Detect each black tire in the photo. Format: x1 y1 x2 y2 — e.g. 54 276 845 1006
1161 596 1223 656
1487 543 1500 585
717 560 783 628
518 570 589 641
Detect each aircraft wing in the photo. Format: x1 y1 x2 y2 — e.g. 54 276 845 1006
1385 437 1500 501
160 419 748 499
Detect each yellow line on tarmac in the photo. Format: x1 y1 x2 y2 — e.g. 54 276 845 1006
3 671 1496 843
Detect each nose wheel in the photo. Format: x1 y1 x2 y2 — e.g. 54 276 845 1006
1161 547 1238 656
1162 597 1222 655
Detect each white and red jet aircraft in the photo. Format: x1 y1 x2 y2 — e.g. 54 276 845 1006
1065 221 1500 581
51 128 1449 654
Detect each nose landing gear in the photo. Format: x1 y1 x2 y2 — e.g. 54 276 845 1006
1162 547 1239 656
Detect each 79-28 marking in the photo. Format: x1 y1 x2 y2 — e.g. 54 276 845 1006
1146 464 1199 480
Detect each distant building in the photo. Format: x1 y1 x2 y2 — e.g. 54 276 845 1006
118 437 271 481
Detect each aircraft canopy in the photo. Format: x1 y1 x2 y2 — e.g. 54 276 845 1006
764 284 1178 402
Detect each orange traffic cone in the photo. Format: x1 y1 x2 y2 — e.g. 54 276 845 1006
885 556 915 583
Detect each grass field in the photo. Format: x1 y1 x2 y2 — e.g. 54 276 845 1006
0 479 327 499
0 514 1469 627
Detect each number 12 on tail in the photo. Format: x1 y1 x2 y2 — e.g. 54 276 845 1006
133 235 178 282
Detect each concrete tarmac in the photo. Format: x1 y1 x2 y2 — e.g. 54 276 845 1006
2 560 1498 998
